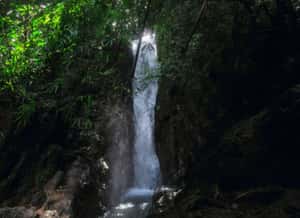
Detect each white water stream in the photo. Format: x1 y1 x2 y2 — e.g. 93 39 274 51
132 31 160 190
104 32 160 218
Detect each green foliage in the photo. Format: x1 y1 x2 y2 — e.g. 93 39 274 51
0 2 65 92
0 0 154 130
15 99 36 129
72 117 93 130
47 77 64 95
58 95 94 130
72 95 94 129
0 0 130 93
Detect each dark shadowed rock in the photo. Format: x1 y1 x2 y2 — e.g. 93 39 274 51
0 207 36 218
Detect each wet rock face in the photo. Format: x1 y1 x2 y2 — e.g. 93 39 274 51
215 85 300 188
37 158 95 218
155 80 206 186
149 187 182 216
105 102 134 206
156 78 300 189
149 187 300 218
153 79 300 218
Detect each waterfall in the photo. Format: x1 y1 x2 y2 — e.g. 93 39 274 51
103 32 160 218
132 32 160 190
120 31 160 203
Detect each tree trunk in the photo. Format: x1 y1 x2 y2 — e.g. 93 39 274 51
181 0 208 56
131 0 152 78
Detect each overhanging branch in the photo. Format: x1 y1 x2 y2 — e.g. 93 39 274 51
131 0 152 78
181 0 208 56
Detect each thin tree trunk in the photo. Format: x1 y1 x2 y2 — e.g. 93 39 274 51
131 0 152 78
181 0 208 56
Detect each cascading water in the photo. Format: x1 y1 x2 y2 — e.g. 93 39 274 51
132 32 160 190
121 30 160 203
103 31 160 218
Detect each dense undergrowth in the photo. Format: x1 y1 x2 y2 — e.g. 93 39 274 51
0 0 140 131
